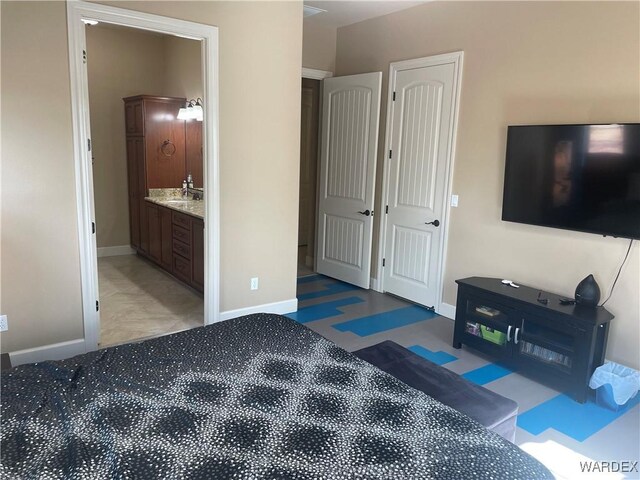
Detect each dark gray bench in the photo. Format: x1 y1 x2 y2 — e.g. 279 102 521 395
353 340 518 442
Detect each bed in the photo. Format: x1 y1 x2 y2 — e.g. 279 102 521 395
1 314 552 479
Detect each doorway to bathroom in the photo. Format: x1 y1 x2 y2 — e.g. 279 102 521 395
67 2 220 351
87 24 206 347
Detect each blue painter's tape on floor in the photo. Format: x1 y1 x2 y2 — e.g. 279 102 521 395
298 280 361 301
461 363 514 385
332 306 438 337
286 296 364 324
297 274 323 285
518 393 640 442
408 345 458 366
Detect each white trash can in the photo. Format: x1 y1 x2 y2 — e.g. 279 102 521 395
589 362 640 411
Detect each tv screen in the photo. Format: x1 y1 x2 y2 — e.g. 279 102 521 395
502 124 640 239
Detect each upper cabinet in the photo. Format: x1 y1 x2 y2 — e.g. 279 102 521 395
124 95 188 190
124 99 144 136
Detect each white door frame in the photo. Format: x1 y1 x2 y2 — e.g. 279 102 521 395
302 67 333 80
301 68 332 273
67 1 220 351
376 51 464 314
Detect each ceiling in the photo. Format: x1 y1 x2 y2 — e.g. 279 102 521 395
304 1 426 29
91 2 425 35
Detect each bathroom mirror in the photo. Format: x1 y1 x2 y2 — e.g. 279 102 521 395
186 118 203 190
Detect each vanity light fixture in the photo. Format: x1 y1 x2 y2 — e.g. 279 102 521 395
177 98 204 122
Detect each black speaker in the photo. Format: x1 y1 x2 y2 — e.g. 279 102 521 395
575 274 601 307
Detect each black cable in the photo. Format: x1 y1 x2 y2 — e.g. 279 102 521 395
600 239 634 307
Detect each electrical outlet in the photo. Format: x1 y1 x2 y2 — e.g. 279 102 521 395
0 315 7 332
451 194 459 207
250 277 259 290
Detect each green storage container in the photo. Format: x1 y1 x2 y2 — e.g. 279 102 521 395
480 325 507 345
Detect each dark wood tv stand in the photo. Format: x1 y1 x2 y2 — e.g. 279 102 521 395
453 277 614 403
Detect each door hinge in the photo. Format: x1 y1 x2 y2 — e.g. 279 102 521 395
392 91 396 101
96 300 99 312
389 150 392 159
382 258 386 267
83 49 87 64
385 205 389 214
92 222 96 234
88 138 91 151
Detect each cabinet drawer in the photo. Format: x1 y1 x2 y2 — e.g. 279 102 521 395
173 254 192 282
172 224 191 243
173 238 191 260
172 211 192 230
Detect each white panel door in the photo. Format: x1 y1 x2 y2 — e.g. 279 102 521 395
316 72 382 288
383 62 457 307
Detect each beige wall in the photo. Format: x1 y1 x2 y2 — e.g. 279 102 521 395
0 1 302 353
335 1 640 369
87 26 166 248
1 1 84 350
164 36 203 100
302 22 336 72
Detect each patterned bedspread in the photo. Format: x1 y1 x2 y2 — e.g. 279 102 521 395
1 314 552 479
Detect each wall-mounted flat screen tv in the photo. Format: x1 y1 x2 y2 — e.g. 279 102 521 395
502 124 640 239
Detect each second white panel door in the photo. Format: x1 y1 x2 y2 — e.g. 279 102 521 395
316 72 382 288
383 61 457 307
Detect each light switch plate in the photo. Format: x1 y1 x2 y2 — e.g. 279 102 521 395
250 277 259 290
451 194 459 207
0 315 7 332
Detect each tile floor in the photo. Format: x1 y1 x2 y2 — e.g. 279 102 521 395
288 274 640 480
98 254 203 347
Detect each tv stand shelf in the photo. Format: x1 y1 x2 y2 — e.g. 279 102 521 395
452 277 614 403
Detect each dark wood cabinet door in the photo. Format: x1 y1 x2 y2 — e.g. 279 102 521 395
126 138 140 249
139 199 149 254
147 203 161 262
192 218 204 292
144 99 186 189
136 138 148 253
160 206 173 271
125 100 143 136
173 255 192 283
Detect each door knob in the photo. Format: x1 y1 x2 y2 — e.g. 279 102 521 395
425 219 440 227
358 209 371 216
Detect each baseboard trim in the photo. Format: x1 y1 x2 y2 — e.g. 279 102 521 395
97 245 135 257
370 277 382 292
438 302 456 320
10 338 87 366
219 298 298 321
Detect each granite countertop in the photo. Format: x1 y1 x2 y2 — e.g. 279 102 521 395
145 188 204 219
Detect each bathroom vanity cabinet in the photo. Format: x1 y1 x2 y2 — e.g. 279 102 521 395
124 95 204 294
144 201 204 294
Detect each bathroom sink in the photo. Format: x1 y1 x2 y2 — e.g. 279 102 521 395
163 199 190 205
